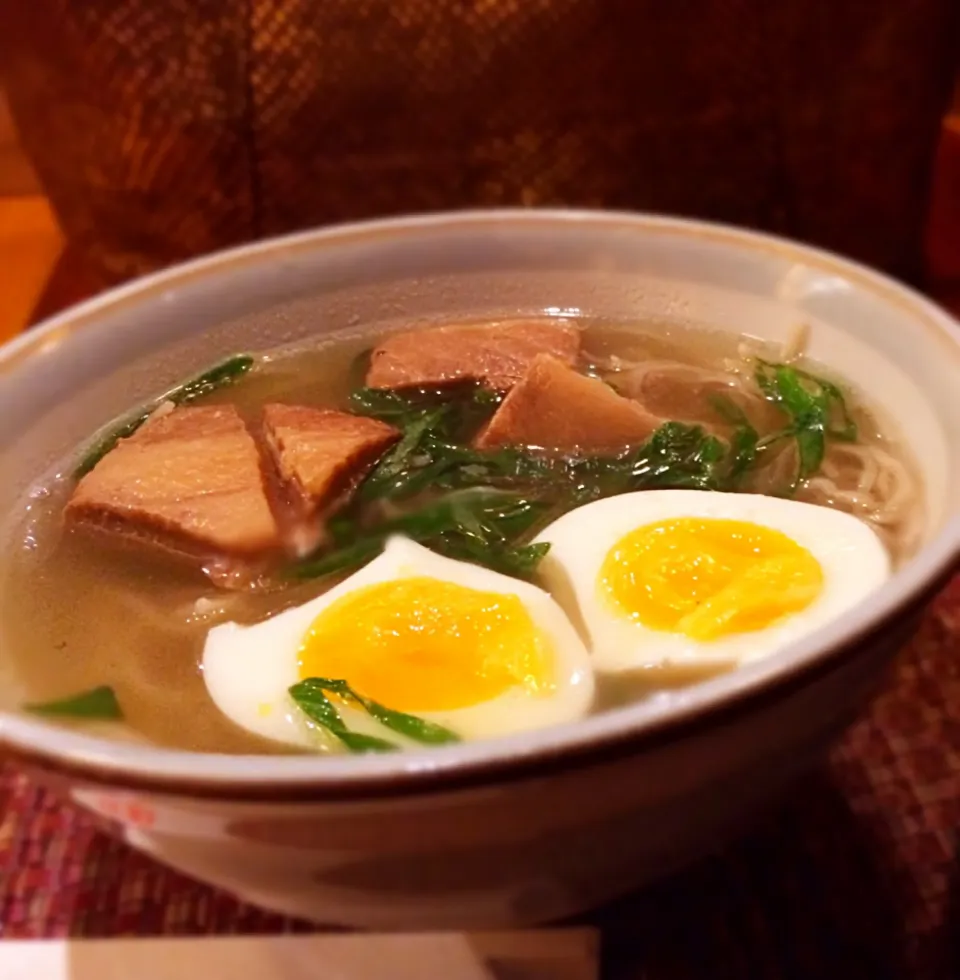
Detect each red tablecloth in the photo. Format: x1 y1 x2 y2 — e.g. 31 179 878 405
3 577 959 978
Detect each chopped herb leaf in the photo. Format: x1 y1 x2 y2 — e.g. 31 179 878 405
351 385 508 503
755 360 858 488
303 678 461 745
359 408 449 502
288 536 384 580
727 423 760 485
73 411 155 479
438 536 550 577
176 354 255 404
289 488 549 581
25 685 123 720
348 387 436 423
289 679 398 753
74 354 255 477
707 393 760 485
295 361 852 583
350 384 501 439
627 421 728 492
335 730 402 753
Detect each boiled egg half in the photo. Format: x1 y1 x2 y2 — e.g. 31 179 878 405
202 536 594 751
534 489 891 674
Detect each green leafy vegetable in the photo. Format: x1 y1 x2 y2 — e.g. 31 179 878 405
522 421 741 502
289 678 460 753
290 536 385 580
350 387 441 422
296 361 854 582
353 382 775 503
24 685 123 720
755 360 857 488
289 679 398 753
626 421 728 491
175 354 256 404
291 418 762 582
74 411 156 479
350 384 501 436
349 387 432 422
428 492 550 576
74 354 255 477
350 385 508 502
358 408 449 502
299 678 461 746
290 488 548 581
707 393 760 486
727 423 760 485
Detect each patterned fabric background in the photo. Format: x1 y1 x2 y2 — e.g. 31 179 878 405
1 0 958 286
2 575 959 978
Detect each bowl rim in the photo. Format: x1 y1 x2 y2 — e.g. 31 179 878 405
2 207 958 801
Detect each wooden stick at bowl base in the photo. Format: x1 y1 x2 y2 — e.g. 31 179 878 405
0 929 600 980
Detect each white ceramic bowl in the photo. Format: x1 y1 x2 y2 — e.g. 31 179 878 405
1 211 958 929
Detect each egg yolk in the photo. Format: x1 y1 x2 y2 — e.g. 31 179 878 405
599 518 824 641
298 577 554 712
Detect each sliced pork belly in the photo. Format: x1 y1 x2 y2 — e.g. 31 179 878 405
66 405 280 558
365 319 581 390
475 355 660 453
262 404 399 517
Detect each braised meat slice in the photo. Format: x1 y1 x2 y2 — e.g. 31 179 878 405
365 320 581 390
66 405 280 557
475 355 660 453
262 404 399 516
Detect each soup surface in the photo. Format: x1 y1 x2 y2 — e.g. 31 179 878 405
0 318 921 754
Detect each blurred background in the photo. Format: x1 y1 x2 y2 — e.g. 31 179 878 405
0 87 62 342
0 6 958 343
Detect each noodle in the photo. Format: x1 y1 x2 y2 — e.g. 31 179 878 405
779 322 810 362
597 358 764 429
801 442 920 559
589 344 921 560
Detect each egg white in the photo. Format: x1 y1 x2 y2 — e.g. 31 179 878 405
201 536 595 751
534 489 892 674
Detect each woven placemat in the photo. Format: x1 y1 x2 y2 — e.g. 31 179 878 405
2 577 959 979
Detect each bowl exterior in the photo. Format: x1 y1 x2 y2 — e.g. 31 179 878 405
2 209 959 928
21 609 919 929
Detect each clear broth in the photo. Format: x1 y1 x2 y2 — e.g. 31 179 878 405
0 320 921 752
